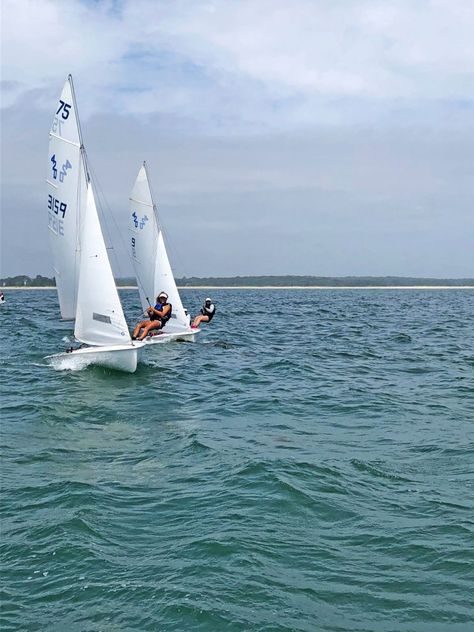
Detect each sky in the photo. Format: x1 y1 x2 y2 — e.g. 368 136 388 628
1 0 473 278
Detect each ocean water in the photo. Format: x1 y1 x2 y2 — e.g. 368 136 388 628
1 288 473 631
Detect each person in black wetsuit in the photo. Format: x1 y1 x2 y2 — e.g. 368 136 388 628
132 292 172 340
191 297 216 329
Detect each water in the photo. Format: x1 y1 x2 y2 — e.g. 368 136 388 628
1 289 473 631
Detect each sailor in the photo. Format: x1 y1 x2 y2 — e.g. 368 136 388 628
132 291 172 340
191 297 216 329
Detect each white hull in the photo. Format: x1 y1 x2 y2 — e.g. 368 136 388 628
140 327 199 346
45 329 198 373
46 343 142 373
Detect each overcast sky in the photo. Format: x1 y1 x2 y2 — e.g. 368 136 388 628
1 0 473 278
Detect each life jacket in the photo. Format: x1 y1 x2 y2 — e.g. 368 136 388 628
161 302 172 324
150 302 172 324
201 303 215 321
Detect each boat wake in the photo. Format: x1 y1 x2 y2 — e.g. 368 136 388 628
47 353 96 372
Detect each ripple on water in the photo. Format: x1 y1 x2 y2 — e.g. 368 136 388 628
1 288 473 631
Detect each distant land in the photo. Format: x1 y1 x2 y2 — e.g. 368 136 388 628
1 274 473 288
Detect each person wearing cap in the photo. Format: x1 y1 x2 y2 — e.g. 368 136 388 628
191 298 216 329
132 292 172 340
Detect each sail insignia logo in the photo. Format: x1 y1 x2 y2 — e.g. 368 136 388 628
132 212 149 229
50 155 72 182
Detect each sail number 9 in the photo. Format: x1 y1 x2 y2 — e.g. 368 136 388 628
56 100 72 120
48 195 67 218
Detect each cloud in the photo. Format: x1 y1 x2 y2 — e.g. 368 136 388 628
1 0 473 278
2 0 473 131
1 92 473 278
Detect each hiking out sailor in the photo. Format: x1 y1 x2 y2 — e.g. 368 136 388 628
191 298 216 329
132 292 172 340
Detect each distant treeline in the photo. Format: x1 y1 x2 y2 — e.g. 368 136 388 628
2 274 473 287
176 275 474 287
1 275 57 287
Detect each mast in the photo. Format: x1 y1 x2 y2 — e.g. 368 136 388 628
68 74 92 188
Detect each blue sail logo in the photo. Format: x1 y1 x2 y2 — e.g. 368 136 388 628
132 211 149 229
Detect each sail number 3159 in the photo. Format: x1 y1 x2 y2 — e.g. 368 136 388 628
48 195 67 218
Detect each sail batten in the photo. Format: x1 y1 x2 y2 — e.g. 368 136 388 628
129 197 154 207
49 133 81 147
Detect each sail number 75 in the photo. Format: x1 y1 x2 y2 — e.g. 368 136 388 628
56 100 71 120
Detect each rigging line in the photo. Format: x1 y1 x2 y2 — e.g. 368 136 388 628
86 159 126 281
143 161 184 277
145 164 189 279
72 146 88 316
159 215 188 281
134 234 156 311
144 161 183 279
144 162 181 281
128 234 153 312
126 220 152 308
137 274 152 313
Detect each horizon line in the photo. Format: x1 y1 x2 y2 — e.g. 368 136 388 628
3 285 474 291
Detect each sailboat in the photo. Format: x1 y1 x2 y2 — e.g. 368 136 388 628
129 163 199 345
46 75 142 372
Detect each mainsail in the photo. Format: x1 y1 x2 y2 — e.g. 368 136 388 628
129 163 189 330
47 75 87 320
74 185 131 346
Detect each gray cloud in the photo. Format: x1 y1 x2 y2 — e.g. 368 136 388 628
3 0 474 128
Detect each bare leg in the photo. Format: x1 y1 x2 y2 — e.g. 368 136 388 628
192 315 210 328
133 319 150 339
138 321 162 340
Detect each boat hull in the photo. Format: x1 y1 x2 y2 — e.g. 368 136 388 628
46 343 142 373
140 328 199 347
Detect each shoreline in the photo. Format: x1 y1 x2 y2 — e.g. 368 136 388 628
2 286 474 291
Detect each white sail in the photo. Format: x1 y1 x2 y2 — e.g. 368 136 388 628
129 164 189 330
129 164 156 312
47 75 87 319
154 230 189 331
75 185 131 346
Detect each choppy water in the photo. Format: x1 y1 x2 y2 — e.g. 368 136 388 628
1 288 473 631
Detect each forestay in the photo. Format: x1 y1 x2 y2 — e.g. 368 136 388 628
129 164 189 330
47 75 87 320
75 185 131 346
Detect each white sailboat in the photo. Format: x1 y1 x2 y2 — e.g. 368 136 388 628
46 76 141 372
129 163 198 345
